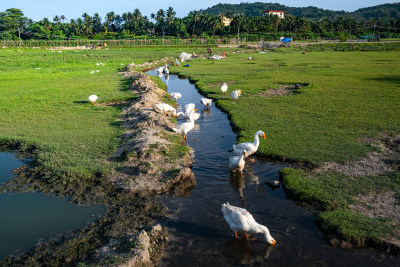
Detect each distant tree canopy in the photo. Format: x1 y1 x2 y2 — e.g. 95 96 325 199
0 3 399 41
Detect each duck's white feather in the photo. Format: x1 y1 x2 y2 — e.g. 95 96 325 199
233 130 265 156
221 203 276 245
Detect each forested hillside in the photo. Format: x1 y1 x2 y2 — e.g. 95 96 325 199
202 2 400 21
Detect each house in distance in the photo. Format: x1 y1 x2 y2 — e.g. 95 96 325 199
263 10 285 19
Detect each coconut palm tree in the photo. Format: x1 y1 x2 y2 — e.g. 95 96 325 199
156 9 165 37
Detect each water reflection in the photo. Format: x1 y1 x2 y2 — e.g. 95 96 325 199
222 238 274 265
0 151 105 259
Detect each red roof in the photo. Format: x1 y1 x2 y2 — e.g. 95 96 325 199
263 10 284 13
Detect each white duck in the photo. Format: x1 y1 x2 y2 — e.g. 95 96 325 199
163 64 169 75
229 150 246 175
155 103 177 117
177 110 200 121
200 98 212 109
221 83 228 94
170 92 182 102
172 109 197 140
156 66 164 74
221 203 276 245
231 89 242 101
233 130 266 162
88 95 98 105
184 103 196 113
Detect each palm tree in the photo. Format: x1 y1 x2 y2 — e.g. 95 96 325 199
191 10 199 37
53 15 60 26
133 8 141 30
92 13 102 33
60 15 65 24
156 9 165 37
105 11 115 32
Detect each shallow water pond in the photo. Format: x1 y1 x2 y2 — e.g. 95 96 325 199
147 70 399 266
0 151 105 259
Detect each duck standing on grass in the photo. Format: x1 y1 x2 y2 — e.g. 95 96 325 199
200 98 212 110
221 203 276 245
231 90 241 101
155 103 177 117
88 95 97 105
229 150 246 175
221 83 228 94
172 109 197 140
233 130 266 162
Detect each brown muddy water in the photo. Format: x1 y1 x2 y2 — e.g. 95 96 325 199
146 70 399 266
0 150 105 259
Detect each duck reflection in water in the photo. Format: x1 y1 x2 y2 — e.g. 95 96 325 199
201 109 212 117
165 74 169 87
229 169 261 207
222 238 274 265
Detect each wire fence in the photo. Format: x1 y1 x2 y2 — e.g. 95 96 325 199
0 38 243 48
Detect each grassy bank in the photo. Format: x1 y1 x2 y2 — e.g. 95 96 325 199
0 47 195 182
170 45 400 249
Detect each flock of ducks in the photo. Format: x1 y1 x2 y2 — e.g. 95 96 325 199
154 71 275 246
88 62 276 247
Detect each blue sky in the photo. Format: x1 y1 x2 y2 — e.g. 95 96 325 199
1 0 398 21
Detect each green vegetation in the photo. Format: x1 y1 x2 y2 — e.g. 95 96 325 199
0 47 185 182
171 47 400 164
1 4 399 44
170 45 400 247
203 2 400 21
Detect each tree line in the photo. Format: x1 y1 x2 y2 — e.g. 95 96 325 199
1 7 399 42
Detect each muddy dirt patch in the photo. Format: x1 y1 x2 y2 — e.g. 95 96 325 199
259 83 308 97
350 191 400 222
315 134 400 176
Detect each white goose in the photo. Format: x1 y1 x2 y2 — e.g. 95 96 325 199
177 110 200 121
172 109 197 140
230 89 241 101
170 92 182 102
155 103 177 117
163 64 169 75
200 98 212 109
184 103 196 113
221 203 276 245
156 66 164 74
221 83 228 94
233 130 266 162
88 95 98 105
229 150 246 175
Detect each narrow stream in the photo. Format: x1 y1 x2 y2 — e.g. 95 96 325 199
0 150 105 259
147 70 399 266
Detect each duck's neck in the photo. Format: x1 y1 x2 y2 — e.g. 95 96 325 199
253 131 260 148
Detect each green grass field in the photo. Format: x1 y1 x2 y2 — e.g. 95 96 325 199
0 47 192 181
170 48 400 164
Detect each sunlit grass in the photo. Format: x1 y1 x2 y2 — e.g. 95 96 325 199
171 49 400 164
0 47 189 181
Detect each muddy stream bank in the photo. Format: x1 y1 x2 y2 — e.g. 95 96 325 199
146 70 399 266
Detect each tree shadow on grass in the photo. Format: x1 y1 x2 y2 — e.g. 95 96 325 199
366 76 400 85
73 100 90 104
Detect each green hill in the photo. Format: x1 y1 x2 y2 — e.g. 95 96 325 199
201 2 400 21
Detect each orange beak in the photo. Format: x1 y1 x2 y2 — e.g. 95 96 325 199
263 133 266 139
244 151 247 157
272 240 276 246
194 109 198 111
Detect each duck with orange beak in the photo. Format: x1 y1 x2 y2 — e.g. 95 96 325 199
233 130 266 162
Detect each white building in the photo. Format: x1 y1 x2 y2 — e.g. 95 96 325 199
263 10 285 19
